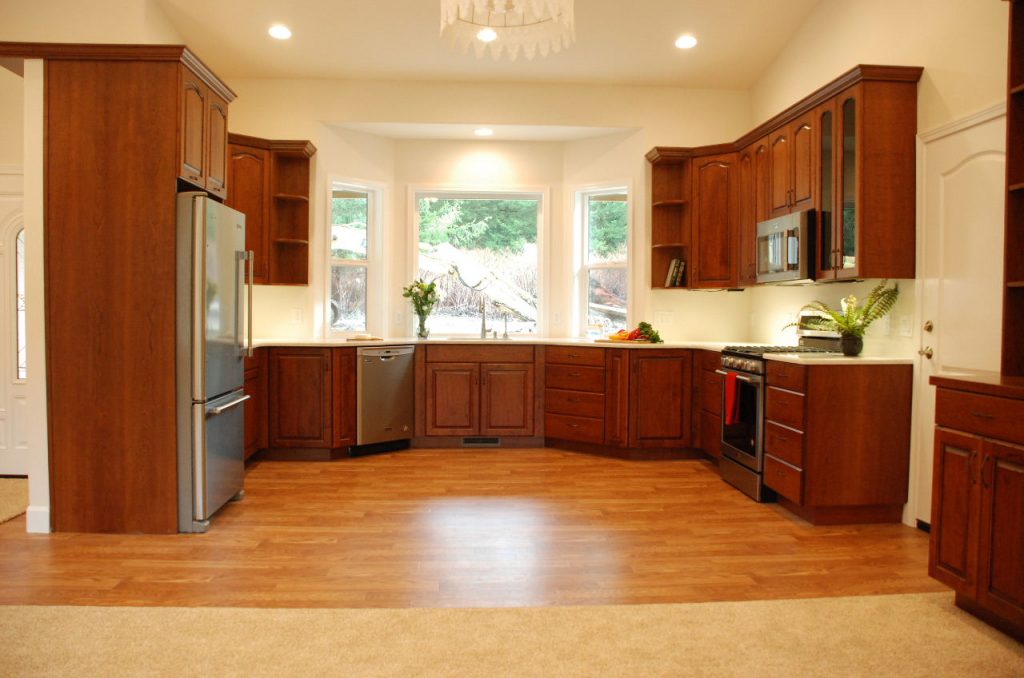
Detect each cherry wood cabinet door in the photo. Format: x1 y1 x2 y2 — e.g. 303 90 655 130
790 112 816 211
205 92 229 198
268 348 332 448
425 363 479 436
179 67 206 186
769 127 791 217
628 350 692 448
754 138 771 223
976 439 1024 627
243 353 266 460
737 146 757 286
227 144 271 283
604 349 629 446
692 153 739 289
929 428 982 594
332 348 357 448
480 363 534 436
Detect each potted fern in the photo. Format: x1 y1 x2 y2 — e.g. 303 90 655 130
792 280 899 356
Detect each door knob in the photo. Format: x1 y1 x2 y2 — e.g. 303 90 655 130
918 347 934 359
923 320 933 332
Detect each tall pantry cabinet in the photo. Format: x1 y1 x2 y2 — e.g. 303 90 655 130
0 43 235 533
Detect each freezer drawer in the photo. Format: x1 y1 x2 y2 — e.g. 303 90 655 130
182 389 248 531
357 346 415 445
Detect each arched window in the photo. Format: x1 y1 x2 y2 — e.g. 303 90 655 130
15 228 25 380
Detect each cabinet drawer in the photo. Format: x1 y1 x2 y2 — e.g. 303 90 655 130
545 413 604 444
695 350 722 373
426 344 534 363
766 360 807 393
764 421 803 468
935 388 1024 445
766 386 806 432
545 388 605 418
764 455 803 504
546 345 606 366
545 364 605 393
699 368 723 415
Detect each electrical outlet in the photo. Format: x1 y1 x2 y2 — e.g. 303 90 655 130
394 312 404 326
291 308 303 324
654 311 672 325
553 312 561 325
898 315 913 337
874 315 891 336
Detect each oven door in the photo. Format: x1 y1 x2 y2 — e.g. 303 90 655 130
716 368 764 472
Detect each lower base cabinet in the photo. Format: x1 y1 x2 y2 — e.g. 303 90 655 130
628 350 692 449
930 381 1024 641
243 349 267 459
264 347 356 454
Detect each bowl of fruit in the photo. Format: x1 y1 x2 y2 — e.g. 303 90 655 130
604 321 663 343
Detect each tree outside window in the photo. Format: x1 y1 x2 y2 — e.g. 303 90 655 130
415 192 541 336
329 188 371 333
580 189 629 336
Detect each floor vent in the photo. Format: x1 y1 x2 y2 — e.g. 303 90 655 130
916 519 931 534
462 437 500 448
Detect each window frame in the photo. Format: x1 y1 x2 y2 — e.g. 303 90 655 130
325 177 385 339
409 185 548 338
575 184 632 337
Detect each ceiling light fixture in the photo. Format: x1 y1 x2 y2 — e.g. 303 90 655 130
474 127 495 137
268 24 292 40
440 0 575 61
674 34 698 49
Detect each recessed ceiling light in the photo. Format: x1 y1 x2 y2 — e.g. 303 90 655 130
476 27 498 43
268 24 292 40
675 34 698 49
474 128 494 137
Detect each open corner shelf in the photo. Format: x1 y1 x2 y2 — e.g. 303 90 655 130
1012 82 1024 95
652 199 689 207
274 238 309 246
273 193 310 202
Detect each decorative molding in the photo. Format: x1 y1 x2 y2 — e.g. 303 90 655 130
919 101 1007 143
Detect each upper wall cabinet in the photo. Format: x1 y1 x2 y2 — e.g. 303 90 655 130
178 63 232 198
648 64 922 289
692 153 740 289
769 110 816 218
226 133 317 286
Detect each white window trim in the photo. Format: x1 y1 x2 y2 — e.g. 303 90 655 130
574 182 633 337
408 183 550 338
325 176 386 339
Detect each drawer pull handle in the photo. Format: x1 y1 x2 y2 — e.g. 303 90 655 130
569 372 581 377
971 412 995 420
777 436 788 443
568 398 581 403
568 353 581 359
569 423 580 429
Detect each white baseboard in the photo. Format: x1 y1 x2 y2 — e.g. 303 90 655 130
25 506 50 533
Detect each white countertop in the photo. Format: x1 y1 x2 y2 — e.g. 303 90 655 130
252 338 913 363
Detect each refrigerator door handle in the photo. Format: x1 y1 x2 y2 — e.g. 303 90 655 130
246 250 255 358
235 250 247 358
206 393 250 416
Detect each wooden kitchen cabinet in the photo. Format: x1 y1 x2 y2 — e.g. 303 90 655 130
693 350 722 461
226 133 316 286
332 348 357 448
628 350 692 449
243 349 267 460
930 378 1024 641
769 111 816 217
544 346 614 446
691 153 740 289
648 65 921 291
178 64 230 198
423 345 537 438
763 360 913 524
268 348 333 448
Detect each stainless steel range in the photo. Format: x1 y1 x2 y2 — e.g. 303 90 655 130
716 345 837 501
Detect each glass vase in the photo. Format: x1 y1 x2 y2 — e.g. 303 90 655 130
416 314 429 339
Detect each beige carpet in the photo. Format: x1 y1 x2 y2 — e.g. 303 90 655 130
0 477 27 524
2 593 1022 677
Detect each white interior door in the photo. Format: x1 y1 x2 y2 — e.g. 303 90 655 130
0 171 28 476
914 108 1005 522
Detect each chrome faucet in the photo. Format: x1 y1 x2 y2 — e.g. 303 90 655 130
479 297 491 339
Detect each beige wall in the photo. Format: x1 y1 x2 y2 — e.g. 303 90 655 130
0 71 23 166
752 0 1009 133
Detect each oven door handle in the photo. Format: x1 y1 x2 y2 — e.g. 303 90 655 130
715 369 761 384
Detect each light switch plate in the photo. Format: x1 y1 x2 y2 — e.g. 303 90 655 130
654 311 672 325
898 315 913 337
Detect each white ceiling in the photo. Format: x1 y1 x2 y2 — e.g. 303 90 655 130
335 122 632 142
156 0 820 88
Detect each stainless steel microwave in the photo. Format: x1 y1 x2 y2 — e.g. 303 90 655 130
755 210 814 284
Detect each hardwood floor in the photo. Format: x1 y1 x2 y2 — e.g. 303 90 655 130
0 449 945 608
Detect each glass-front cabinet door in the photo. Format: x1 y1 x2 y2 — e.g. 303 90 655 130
816 99 836 280
836 89 860 279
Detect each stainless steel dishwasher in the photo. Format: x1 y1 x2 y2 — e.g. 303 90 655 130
356 346 415 446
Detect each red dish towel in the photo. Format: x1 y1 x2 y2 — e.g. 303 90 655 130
724 372 740 426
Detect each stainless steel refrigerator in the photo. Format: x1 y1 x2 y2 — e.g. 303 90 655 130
175 192 253 533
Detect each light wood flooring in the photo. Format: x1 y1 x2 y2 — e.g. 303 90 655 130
0 449 946 608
